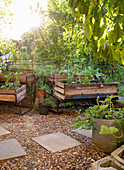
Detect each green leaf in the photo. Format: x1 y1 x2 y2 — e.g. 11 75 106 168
99 125 119 135
99 105 108 112
119 0 124 14
98 38 105 49
84 17 93 41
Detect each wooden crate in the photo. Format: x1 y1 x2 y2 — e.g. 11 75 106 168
48 74 68 83
54 81 119 100
48 74 86 84
0 73 35 83
0 85 26 103
9 68 34 74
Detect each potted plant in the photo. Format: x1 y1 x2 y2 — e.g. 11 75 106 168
36 79 48 98
72 96 124 153
39 96 56 115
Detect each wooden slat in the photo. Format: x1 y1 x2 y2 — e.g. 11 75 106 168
55 86 64 95
48 77 54 83
54 91 65 100
16 88 26 103
26 74 35 83
0 73 35 83
11 68 34 74
0 89 16 94
0 94 15 102
55 81 65 88
16 85 26 94
65 83 118 88
65 86 118 95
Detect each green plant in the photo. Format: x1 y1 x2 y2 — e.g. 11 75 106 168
39 97 56 108
1 71 23 90
118 84 124 97
72 96 124 138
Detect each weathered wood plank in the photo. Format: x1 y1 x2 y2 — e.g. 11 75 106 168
55 86 64 95
65 83 118 88
16 85 26 94
0 73 34 83
26 74 35 83
54 91 65 100
11 68 34 74
65 87 118 95
16 88 26 103
55 81 65 88
0 89 16 94
0 94 15 102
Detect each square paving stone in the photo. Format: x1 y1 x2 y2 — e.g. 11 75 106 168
71 129 92 138
32 132 81 153
0 126 10 136
0 139 27 161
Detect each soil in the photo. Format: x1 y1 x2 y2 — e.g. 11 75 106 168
0 105 107 170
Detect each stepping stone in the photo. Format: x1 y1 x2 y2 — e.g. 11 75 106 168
71 129 92 138
0 139 27 161
32 132 81 153
0 126 10 136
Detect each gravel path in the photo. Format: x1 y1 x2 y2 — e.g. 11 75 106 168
0 105 107 170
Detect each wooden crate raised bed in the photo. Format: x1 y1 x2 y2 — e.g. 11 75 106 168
48 74 86 84
48 74 68 83
0 73 35 83
54 81 119 100
0 85 26 104
10 68 34 74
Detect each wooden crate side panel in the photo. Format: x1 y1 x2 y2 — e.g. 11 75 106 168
0 74 7 82
16 88 26 103
16 85 26 94
48 74 68 83
55 86 64 94
26 74 35 83
65 83 118 88
11 68 34 74
48 77 54 83
65 84 118 96
54 91 65 100
55 81 65 88
0 94 15 102
0 74 35 83
0 89 16 95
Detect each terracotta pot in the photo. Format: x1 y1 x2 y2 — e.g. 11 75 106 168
37 90 46 98
92 118 124 153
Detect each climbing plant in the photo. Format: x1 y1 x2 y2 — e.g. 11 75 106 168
68 0 124 64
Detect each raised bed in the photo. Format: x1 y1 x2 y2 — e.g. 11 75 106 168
48 74 68 83
48 74 86 84
9 68 34 74
0 85 26 104
54 81 119 100
0 73 35 83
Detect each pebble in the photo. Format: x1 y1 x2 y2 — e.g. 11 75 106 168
0 108 107 169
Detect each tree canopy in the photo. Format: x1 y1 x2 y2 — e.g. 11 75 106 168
68 0 124 64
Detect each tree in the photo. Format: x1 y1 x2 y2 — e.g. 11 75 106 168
68 0 124 64
0 0 13 37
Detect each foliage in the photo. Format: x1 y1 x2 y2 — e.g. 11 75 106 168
15 46 31 69
118 83 124 96
0 40 18 70
39 96 56 108
72 96 124 137
0 71 22 90
68 0 124 65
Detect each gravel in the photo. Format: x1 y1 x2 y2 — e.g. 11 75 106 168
0 105 107 170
